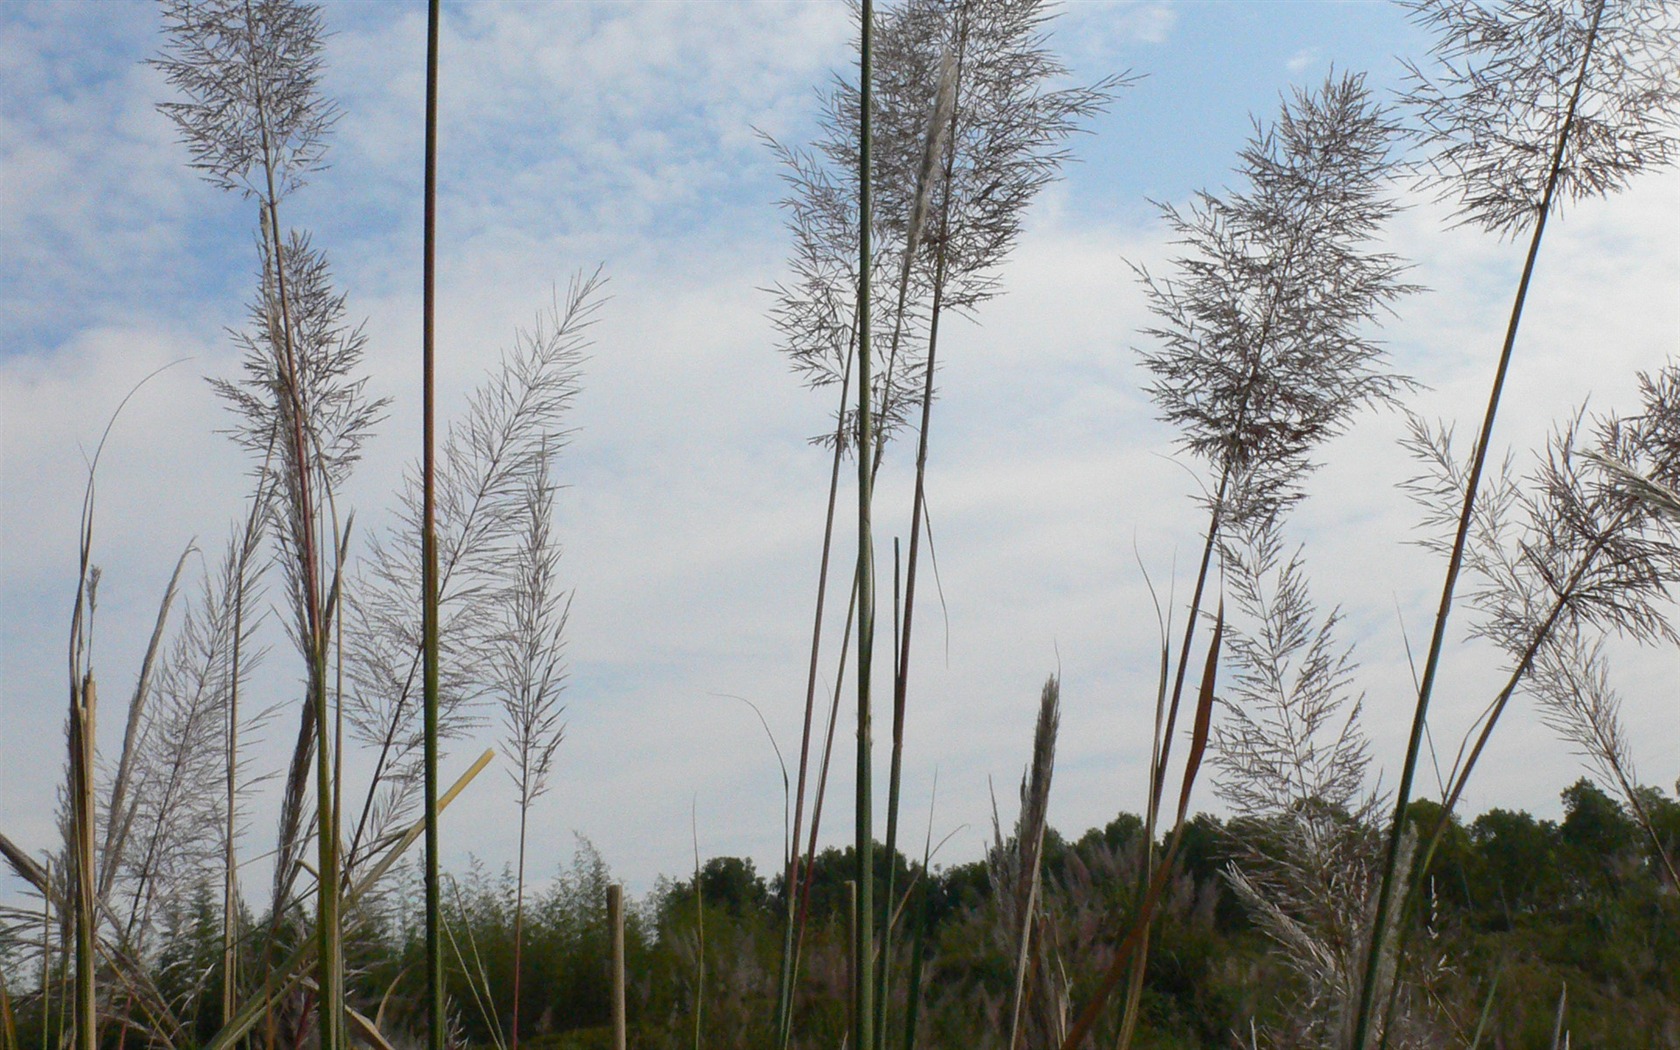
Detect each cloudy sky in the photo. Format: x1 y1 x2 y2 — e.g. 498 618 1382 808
4 0 1679 905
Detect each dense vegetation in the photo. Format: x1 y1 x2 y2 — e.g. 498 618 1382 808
10 782 1675 1049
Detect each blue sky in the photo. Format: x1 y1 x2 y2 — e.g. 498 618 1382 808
4 0 1678 904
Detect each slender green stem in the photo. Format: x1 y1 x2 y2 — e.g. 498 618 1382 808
775 334 856 1050
1376 522 1620 1048
1350 6 1605 1046
854 2 877 1046
874 540 902 1050
39 861 49 1050
422 3 444 1050
795 572 856 951
247 6 337 1029
876 64 964 1032
692 802 705 1050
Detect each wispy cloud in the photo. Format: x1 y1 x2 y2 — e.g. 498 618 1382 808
1286 46 1321 74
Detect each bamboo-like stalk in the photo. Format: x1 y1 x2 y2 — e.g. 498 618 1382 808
898 782 937 1050
510 811 527 1050
795 574 856 962
1374 521 1627 1047
66 399 102 1050
609 884 627 1050
846 878 858 1040
1349 7 1606 1045
421 5 444 1050
872 538 901 1050
249 70 341 1050
1120 472 1227 1049
853 3 877 1048
874 49 960 1048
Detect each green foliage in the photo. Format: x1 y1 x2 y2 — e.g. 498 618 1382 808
5 791 1677 1048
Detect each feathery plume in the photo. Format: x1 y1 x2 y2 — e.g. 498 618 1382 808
1138 72 1415 524
1400 0 1680 235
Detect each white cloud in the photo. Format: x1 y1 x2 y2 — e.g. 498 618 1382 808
1052 2 1178 75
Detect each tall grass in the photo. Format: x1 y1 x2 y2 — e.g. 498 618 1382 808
852 7 878 1050
0 3 594 1048
767 3 1119 1041
6 2 1680 1048
1355 1 1680 1040
1114 70 1413 1050
421 3 444 1047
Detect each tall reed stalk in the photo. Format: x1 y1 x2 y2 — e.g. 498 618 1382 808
1125 73 1411 1046
852 6 877 1050
155 3 393 1044
421 3 444 1049
1346 0 1680 1038
769 7 1117 1039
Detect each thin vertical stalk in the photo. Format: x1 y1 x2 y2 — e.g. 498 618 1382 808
311 575 339 1050
1122 471 1226 1049
888 9 964 758
421 3 444 1050
511 814 528 1050
1062 609 1221 1050
846 879 859 1040
224 475 270 1032
69 675 96 1050
796 574 856 944
875 41 961 1040
1377 529 1616 1048
775 337 855 1050
1350 5 1605 1046
0 958 16 1050
241 0 338 1027
853 2 877 1048
330 522 350 1045
899 786 937 1050
39 861 50 1050
692 803 705 1050
874 539 902 1050
609 884 627 1050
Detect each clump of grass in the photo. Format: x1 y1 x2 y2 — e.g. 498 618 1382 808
767 4 1122 1042
155 0 367 1041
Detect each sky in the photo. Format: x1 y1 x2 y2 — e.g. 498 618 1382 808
3 0 1679 907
